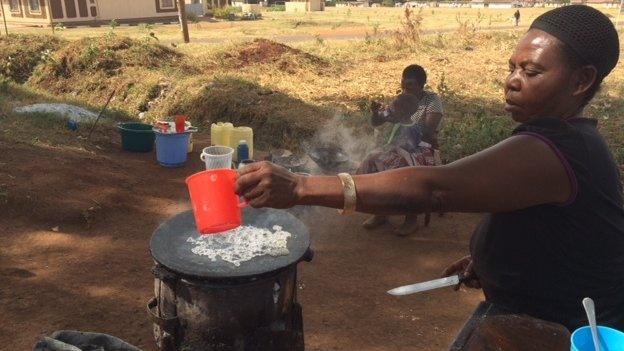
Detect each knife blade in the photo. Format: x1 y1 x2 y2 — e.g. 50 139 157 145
387 274 463 296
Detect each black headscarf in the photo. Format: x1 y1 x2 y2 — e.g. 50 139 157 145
530 5 620 82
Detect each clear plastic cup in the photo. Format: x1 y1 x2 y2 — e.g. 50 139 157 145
200 146 234 170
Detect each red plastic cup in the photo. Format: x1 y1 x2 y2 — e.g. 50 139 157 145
175 115 186 133
186 169 248 235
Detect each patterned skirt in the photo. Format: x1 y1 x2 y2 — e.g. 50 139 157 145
356 142 441 175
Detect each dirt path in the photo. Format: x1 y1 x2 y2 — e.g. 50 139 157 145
0 127 483 350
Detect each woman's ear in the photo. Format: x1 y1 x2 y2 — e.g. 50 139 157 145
572 65 598 98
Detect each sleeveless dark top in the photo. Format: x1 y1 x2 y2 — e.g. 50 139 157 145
470 117 624 331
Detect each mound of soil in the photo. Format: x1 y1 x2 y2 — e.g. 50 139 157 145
34 37 182 79
24 36 188 119
222 39 327 73
155 76 331 150
0 34 62 83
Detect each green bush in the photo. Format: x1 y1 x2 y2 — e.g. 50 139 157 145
213 6 241 20
265 4 286 11
439 114 514 162
186 12 199 23
381 0 395 6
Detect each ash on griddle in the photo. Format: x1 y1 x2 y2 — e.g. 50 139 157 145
187 225 292 266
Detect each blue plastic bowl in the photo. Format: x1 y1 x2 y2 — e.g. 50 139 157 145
571 326 624 351
155 132 190 168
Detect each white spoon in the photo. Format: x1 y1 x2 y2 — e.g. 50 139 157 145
582 297 600 351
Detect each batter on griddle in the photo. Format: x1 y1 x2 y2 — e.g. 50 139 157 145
187 225 291 267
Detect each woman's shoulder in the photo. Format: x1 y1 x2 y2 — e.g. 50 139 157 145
422 91 443 113
513 117 597 138
422 90 441 101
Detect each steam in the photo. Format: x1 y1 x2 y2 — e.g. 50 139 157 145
308 114 381 165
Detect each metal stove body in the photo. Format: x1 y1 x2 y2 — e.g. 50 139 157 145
148 208 312 351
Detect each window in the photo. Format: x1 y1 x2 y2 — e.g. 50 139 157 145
9 0 20 12
29 0 41 12
160 0 175 8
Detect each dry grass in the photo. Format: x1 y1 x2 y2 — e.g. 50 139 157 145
0 34 61 83
6 7 621 43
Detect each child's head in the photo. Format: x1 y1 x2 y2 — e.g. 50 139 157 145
390 93 421 123
401 64 427 95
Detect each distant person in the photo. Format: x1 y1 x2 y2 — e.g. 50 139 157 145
514 9 521 26
355 64 443 236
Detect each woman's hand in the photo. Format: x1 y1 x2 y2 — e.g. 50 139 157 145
371 100 386 126
370 100 382 113
235 161 304 209
442 255 481 290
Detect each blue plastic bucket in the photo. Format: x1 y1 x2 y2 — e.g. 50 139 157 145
155 132 190 168
571 326 624 351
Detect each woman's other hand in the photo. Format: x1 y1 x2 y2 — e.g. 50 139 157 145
371 100 382 113
235 161 303 209
371 100 386 126
442 255 481 290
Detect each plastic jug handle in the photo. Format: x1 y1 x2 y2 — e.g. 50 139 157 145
200 153 206 162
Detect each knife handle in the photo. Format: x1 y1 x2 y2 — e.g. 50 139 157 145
458 271 478 286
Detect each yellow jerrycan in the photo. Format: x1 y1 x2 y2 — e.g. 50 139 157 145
210 122 233 147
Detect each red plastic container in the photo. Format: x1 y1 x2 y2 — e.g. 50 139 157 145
186 169 247 234
175 115 186 133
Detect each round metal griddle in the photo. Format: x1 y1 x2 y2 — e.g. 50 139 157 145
150 208 310 279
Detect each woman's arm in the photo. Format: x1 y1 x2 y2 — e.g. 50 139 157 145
420 112 442 146
236 135 572 214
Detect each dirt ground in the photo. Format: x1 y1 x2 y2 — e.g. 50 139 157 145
0 127 484 351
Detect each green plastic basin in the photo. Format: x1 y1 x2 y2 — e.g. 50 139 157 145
117 122 155 153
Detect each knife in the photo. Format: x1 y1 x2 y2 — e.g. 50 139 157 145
387 274 465 296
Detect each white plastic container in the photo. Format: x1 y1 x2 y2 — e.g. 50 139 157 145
200 146 234 169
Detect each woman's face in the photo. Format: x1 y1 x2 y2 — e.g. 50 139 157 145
505 29 580 123
401 79 423 96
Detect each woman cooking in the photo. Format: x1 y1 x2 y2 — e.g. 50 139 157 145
235 6 624 331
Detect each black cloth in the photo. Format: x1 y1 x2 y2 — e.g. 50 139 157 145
470 117 624 331
530 5 619 81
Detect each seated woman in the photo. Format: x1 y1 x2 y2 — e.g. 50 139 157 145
357 64 444 236
235 5 624 331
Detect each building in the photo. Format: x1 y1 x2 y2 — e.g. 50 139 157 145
185 0 205 15
570 0 620 7
470 0 516 7
335 0 369 7
0 0 182 26
284 0 324 11
488 0 515 8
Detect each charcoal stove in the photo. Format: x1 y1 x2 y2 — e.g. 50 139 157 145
147 208 312 351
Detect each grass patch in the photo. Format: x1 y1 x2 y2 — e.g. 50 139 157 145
0 34 62 83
